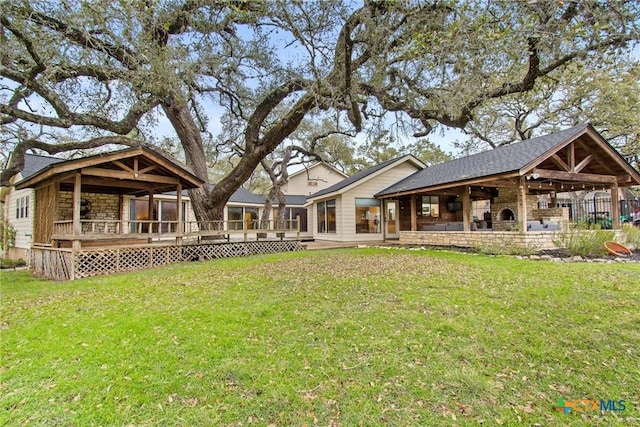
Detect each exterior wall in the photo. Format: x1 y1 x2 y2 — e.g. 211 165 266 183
3 182 35 257
313 161 421 242
58 192 120 221
283 164 347 196
400 230 559 250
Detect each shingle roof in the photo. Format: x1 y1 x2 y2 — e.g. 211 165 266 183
283 195 307 206
21 153 66 179
376 124 590 197
309 155 424 199
228 187 266 204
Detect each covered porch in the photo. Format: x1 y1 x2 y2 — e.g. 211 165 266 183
16 146 205 250
375 124 640 249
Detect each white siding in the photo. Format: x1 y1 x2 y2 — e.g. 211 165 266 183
312 161 421 242
5 186 35 251
283 164 347 196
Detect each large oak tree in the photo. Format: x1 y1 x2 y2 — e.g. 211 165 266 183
2 0 638 221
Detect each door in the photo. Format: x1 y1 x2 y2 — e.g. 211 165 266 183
384 200 399 239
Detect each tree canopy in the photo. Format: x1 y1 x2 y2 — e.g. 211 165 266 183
1 0 638 220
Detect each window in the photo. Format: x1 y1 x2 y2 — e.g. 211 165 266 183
421 196 439 218
355 198 381 234
272 207 308 232
227 206 260 230
227 206 244 230
317 199 336 233
130 199 186 233
16 195 30 219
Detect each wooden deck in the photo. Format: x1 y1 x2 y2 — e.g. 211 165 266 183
50 219 301 247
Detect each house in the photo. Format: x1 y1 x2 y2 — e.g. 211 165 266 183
0 153 347 258
307 155 426 242
4 146 204 254
375 123 640 248
3 123 638 265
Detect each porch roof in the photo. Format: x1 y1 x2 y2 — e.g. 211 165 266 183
376 124 640 197
15 146 204 195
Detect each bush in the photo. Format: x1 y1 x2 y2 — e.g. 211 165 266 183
472 242 536 256
0 258 27 269
553 222 615 257
620 223 640 248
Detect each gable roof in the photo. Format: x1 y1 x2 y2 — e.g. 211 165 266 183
308 155 425 200
228 187 266 205
20 153 67 179
15 146 204 193
287 162 349 181
376 123 640 197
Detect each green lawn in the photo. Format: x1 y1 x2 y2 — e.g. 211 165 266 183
1 248 639 426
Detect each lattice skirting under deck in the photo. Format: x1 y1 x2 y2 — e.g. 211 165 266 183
32 241 304 280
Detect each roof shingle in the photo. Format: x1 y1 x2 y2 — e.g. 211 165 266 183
376 124 590 196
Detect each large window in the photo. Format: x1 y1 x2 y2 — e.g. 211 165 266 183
421 196 439 218
130 199 185 233
317 199 336 233
355 198 381 234
272 207 308 232
227 206 260 230
16 195 29 219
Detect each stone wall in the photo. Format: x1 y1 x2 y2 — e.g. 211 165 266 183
400 230 559 250
58 192 120 221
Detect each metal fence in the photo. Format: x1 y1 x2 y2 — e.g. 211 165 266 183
538 198 640 228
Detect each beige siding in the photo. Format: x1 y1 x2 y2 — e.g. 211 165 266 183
5 186 35 251
283 164 347 196
312 161 421 242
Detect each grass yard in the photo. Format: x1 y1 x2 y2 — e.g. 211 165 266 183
1 248 639 426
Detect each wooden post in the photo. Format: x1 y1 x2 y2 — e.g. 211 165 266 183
516 177 527 233
176 183 183 245
410 196 417 232
72 172 82 250
610 184 620 229
462 186 472 232
148 189 154 234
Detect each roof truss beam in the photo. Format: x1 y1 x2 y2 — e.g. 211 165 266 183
532 168 616 184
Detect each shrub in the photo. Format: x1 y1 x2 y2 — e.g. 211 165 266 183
472 242 536 256
553 222 615 257
0 219 16 251
620 224 640 248
0 258 26 269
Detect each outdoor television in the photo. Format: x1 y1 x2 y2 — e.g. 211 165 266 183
447 202 463 211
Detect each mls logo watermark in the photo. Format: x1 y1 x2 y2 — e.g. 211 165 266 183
555 398 626 414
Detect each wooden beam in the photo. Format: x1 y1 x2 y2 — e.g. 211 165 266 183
113 160 134 173
462 185 472 232
611 184 620 229
574 154 593 173
410 195 417 232
80 167 180 185
532 168 617 184
72 172 82 247
567 143 575 171
516 176 527 233
67 176 159 191
550 154 570 172
177 183 183 240
138 165 157 174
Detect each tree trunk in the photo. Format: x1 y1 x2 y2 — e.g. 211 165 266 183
162 102 221 222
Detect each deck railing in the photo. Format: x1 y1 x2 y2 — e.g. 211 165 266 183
52 218 300 240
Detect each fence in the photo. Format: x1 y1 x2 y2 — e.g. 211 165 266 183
32 240 305 280
538 198 640 228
